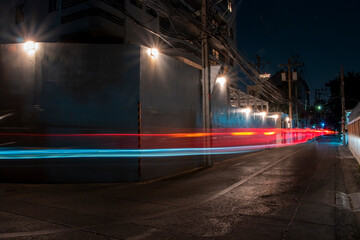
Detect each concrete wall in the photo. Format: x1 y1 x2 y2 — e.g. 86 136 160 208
38 43 140 134
0 42 275 182
138 46 203 180
0 42 206 182
0 44 36 128
348 102 360 164
0 43 143 181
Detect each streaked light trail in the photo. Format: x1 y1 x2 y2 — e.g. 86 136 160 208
0 128 335 159
0 142 306 159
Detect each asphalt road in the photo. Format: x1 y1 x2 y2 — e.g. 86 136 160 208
0 135 360 239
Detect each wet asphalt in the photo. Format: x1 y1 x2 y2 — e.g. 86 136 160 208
0 135 359 239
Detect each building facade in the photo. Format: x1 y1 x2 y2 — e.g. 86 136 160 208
0 0 278 181
0 0 236 68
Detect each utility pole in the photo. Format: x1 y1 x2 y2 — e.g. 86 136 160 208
295 81 298 128
279 57 303 128
341 64 346 145
287 58 292 129
201 0 212 167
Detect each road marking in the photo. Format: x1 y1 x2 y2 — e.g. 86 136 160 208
0 113 12 121
0 142 15 146
233 162 246 166
0 229 72 239
214 146 307 198
142 145 310 222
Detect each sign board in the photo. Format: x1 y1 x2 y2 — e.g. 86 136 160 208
292 72 298 81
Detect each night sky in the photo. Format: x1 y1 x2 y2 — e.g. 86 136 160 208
236 0 360 94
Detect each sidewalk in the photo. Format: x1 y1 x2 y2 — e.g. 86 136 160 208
336 145 360 239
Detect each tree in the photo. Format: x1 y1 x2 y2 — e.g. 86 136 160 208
325 71 360 130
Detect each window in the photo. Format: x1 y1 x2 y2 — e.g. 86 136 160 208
228 27 233 39
210 60 217 66
212 19 219 28
15 4 24 24
212 49 220 60
228 0 232 12
49 0 59 12
185 39 194 45
130 0 143 9
146 6 157 18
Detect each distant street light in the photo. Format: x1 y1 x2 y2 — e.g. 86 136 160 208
240 108 251 117
317 105 322 110
268 114 279 120
255 111 266 117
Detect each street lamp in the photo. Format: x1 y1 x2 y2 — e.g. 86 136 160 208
215 76 226 87
23 41 38 55
317 105 322 110
211 76 227 94
147 48 159 58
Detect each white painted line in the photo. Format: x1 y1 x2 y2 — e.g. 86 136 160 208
0 229 72 239
0 113 12 121
215 146 306 197
0 142 15 146
233 162 246 167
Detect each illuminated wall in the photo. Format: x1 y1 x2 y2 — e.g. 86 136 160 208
0 43 205 181
0 42 282 182
348 103 360 164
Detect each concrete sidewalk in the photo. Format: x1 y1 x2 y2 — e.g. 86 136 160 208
335 145 360 239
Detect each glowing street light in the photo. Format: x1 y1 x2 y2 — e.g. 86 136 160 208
240 108 251 116
147 48 159 58
259 111 266 117
317 105 322 110
267 114 279 120
255 111 266 117
216 76 226 87
23 41 38 55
